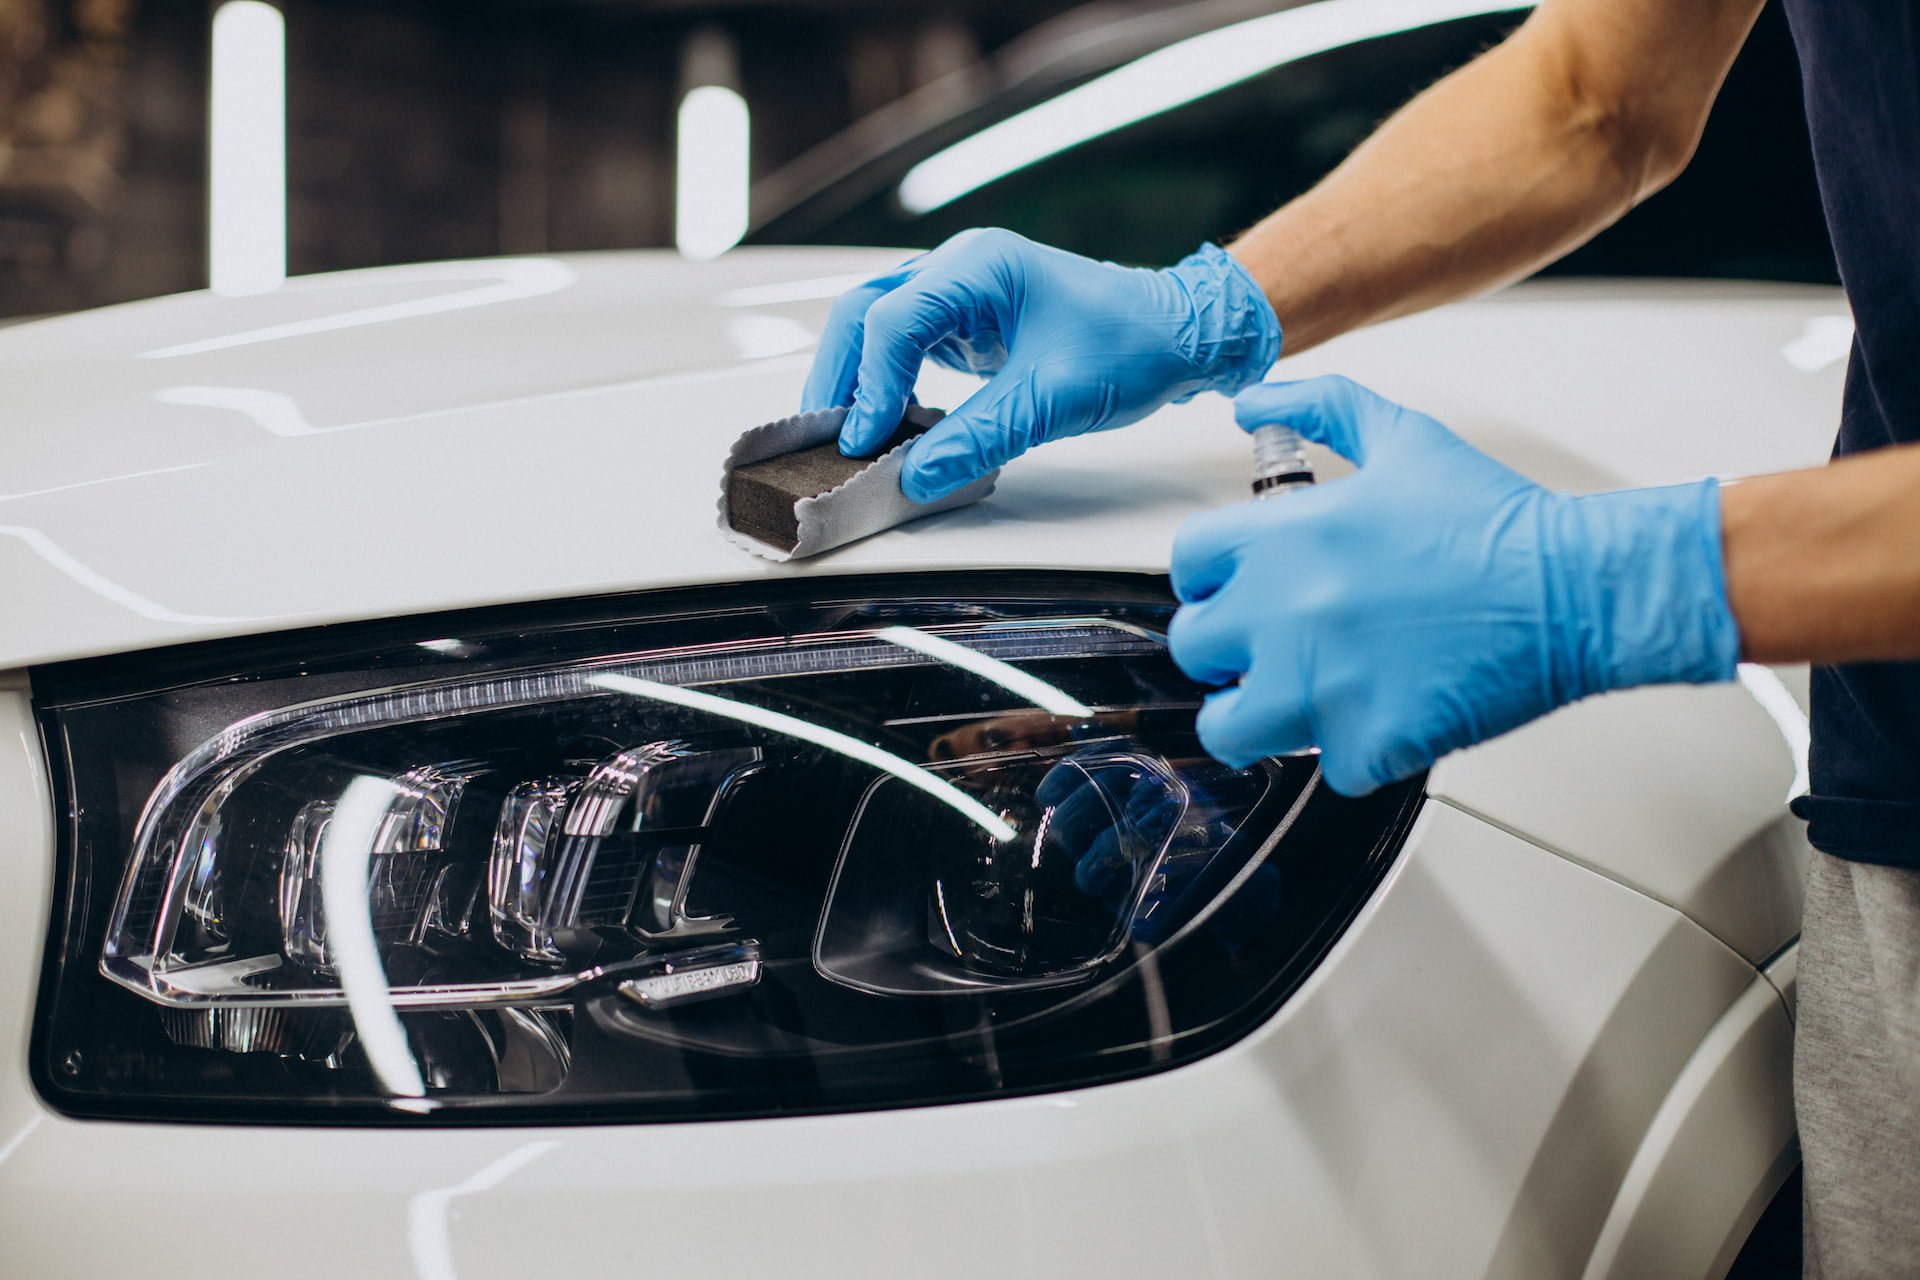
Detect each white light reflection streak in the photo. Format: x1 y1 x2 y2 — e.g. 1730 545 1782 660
0 525 248 624
0 1116 42 1169
724 312 815 360
898 0 1538 213
142 258 578 359
1737 664 1811 802
407 1141 560 1280
209 2 286 296
877 626 1093 717
153 385 320 435
0 463 206 507
1781 314 1855 373
320 776 427 1102
586 673 1017 841
718 272 872 308
152 348 800 440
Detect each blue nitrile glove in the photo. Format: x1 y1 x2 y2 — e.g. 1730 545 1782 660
1168 376 1741 796
801 228 1281 504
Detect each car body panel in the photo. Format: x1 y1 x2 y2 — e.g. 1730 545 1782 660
1430 678 1808 965
0 251 1845 672
1580 973 1798 1280
0 777 1766 1280
1 250 1836 970
2 252 1832 1276
0 680 53 1156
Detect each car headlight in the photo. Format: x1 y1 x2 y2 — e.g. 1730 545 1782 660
32 573 1421 1122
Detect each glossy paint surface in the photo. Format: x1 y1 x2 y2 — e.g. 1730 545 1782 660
0 252 1845 670
1430 676 1810 965
0 744 1775 1279
0 253 1836 1276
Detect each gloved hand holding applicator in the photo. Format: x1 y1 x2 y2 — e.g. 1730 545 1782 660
1168 375 1739 795
801 230 1740 796
803 228 1282 504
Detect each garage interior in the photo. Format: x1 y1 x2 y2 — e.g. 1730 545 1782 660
0 5 1856 1277
1 0 1830 320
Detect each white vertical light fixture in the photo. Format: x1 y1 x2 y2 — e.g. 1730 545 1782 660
675 29 750 260
209 0 287 296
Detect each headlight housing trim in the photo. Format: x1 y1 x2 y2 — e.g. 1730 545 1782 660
32 572 1423 1127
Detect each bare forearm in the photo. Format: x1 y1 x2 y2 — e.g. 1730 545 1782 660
1722 446 1920 664
1231 0 1763 354
1230 30 1640 351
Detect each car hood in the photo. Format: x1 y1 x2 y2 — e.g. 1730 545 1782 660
2 248 1847 670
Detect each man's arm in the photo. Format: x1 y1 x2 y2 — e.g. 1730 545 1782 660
1723 447 1920 664
802 0 1768 501
1169 378 1920 794
1169 375 1744 794
1232 0 1766 353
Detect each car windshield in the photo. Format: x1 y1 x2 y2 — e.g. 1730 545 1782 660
750 6 1836 285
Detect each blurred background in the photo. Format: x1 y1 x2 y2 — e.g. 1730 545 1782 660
0 0 1835 320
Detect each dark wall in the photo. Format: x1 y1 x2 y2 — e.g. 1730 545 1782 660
0 0 206 317
0 0 1078 316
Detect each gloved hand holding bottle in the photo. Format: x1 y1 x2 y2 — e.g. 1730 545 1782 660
801 227 1282 504
1169 376 1741 796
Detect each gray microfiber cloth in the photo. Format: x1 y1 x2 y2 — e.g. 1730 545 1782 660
717 404 999 561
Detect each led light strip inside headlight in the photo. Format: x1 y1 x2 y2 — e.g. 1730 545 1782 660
102 621 1143 1009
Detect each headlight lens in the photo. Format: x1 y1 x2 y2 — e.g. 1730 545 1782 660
33 574 1420 1122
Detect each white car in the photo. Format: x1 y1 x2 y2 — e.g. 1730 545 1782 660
0 248 1836 1279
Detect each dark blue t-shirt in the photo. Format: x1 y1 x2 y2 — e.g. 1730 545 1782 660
1782 1 1920 865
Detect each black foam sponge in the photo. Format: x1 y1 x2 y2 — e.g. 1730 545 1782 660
725 420 929 552
726 418 932 552
716 405 998 561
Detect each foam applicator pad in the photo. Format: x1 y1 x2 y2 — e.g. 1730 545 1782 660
717 404 999 561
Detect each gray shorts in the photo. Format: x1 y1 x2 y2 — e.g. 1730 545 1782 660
1797 848 1920 1278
